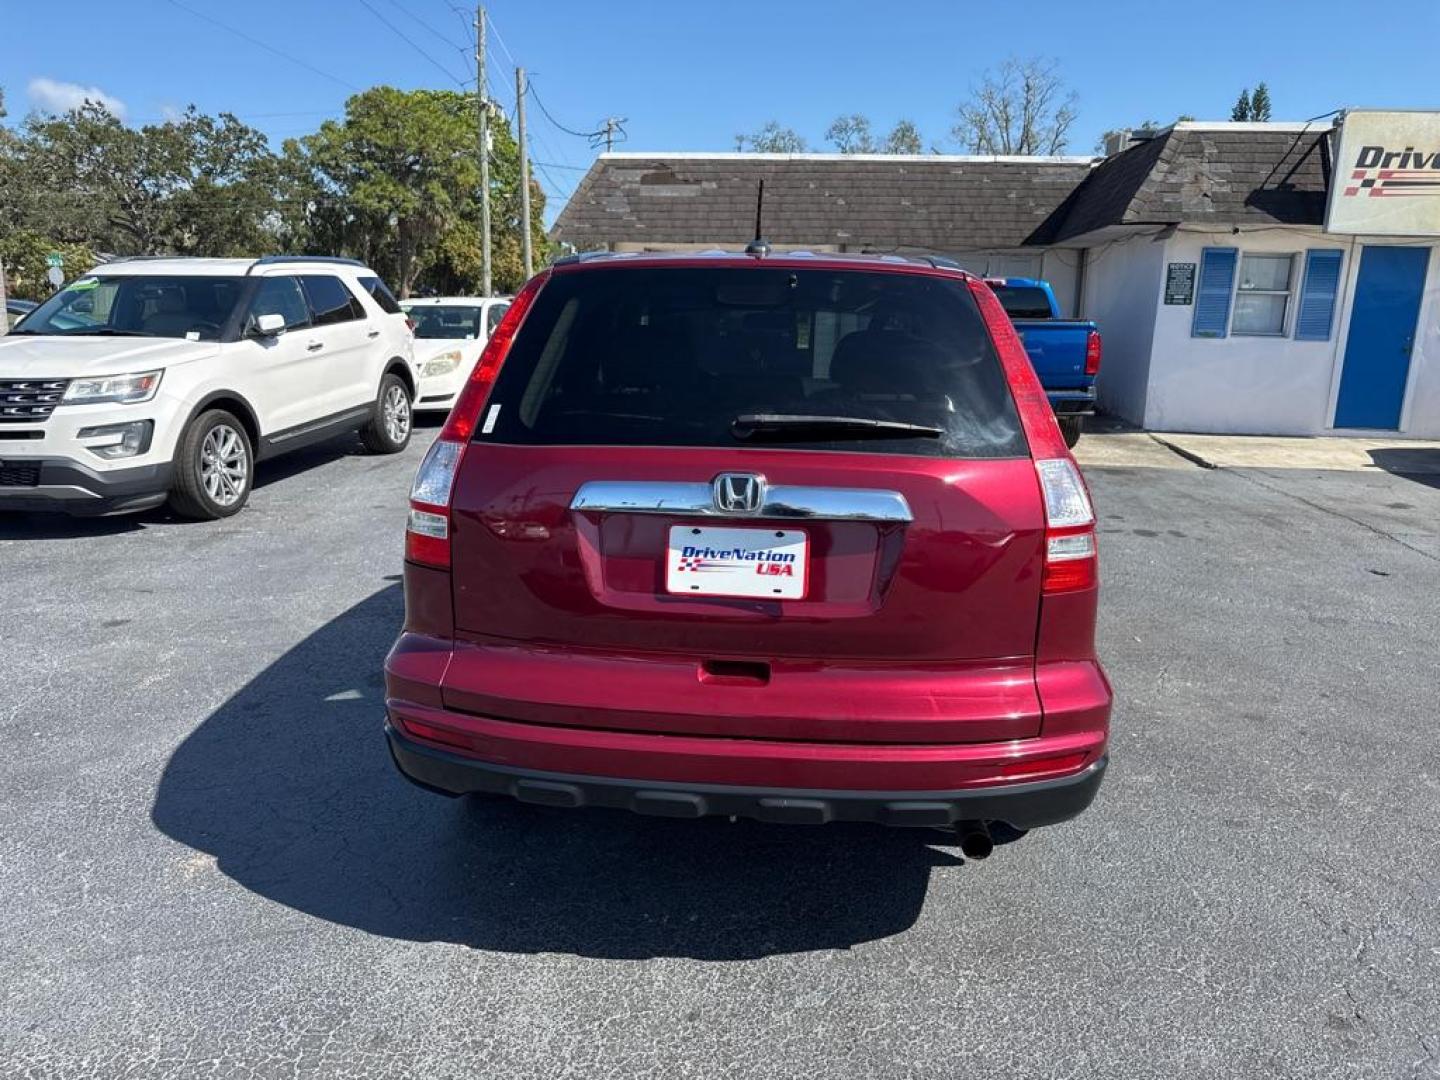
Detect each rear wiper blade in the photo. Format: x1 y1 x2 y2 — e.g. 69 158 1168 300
731 413 944 440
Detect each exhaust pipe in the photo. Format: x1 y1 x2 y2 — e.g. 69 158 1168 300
955 820 993 860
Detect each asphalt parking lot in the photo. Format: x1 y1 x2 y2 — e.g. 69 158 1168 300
3 424 1439 1079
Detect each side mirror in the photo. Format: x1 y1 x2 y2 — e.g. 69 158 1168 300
252 312 286 337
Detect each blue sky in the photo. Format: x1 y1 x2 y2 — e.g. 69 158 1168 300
6 0 1439 225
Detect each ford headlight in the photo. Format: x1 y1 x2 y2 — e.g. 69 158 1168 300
420 350 463 377
62 370 163 405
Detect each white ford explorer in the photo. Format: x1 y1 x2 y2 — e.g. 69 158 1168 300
0 256 416 518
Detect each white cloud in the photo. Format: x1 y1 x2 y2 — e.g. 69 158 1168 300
159 104 184 123
27 77 127 120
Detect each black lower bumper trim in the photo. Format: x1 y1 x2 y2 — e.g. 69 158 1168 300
386 725 1107 829
0 457 171 516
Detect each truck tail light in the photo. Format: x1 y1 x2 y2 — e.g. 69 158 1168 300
1084 330 1102 376
405 273 547 568
1036 458 1097 593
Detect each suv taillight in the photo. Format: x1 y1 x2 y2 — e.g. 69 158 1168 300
1084 330 1102 377
404 273 547 568
406 439 463 567
1036 458 1096 593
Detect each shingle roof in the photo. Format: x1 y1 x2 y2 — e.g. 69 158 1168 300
1050 124 1332 241
552 153 1098 251
551 127 1335 252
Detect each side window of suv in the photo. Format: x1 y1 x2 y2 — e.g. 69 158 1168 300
250 276 311 331
301 275 365 327
358 275 404 314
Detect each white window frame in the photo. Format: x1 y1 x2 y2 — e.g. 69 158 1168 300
1230 252 1297 338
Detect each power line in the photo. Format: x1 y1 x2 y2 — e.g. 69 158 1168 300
465 8 595 192
445 1 477 48
526 81 602 139
385 0 470 54
355 0 471 88
164 0 360 92
533 162 574 200
483 10 520 73
443 7 583 202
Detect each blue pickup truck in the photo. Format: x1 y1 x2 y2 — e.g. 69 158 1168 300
985 278 1101 447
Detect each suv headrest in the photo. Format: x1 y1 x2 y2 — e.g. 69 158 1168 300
830 329 947 395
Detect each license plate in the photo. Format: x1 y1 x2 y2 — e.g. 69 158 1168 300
666 525 809 600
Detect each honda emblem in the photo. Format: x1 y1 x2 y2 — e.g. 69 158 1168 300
712 472 766 514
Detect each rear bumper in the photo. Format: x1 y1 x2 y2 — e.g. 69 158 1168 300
1047 388 1097 416
387 723 1107 828
0 456 171 516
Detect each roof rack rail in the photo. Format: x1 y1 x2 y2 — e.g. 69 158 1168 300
919 255 964 271
250 255 368 273
100 255 179 263
551 249 617 266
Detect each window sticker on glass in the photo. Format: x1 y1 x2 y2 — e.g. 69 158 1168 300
66 277 100 291
481 403 502 434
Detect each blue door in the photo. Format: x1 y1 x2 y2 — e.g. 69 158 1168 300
1334 246 1429 430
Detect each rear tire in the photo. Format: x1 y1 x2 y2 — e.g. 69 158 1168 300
360 372 412 454
1058 415 1082 449
168 409 254 520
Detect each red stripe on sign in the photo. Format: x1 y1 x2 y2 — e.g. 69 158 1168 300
1352 170 1368 179
1344 187 1360 196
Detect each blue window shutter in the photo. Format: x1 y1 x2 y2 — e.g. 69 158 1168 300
1294 250 1343 341
1191 247 1237 338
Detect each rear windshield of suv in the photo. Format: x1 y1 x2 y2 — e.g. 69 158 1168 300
481 266 1027 458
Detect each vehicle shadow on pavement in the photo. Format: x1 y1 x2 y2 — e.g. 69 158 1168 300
251 436 370 491
1369 448 1440 490
0 511 157 539
151 585 958 960
0 434 389 540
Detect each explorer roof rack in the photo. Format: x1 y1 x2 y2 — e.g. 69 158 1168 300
251 255 368 271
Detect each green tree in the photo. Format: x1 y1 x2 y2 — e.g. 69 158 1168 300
825 114 876 154
0 231 97 300
0 85 545 297
1231 88 1252 121
167 109 285 256
740 121 807 153
285 87 543 296
429 104 545 295
884 120 924 154
292 87 478 297
1250 82 1272 121
7 102 280 256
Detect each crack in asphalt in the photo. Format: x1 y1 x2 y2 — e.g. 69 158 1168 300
1226 468 1440 564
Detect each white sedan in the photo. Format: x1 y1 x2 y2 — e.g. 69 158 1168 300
401 296 512 413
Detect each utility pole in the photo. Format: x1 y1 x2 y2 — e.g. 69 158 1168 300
475 4 492 296
516 67 533 279
600 117 626 153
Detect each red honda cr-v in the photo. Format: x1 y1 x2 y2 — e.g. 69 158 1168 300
385 253 1110 850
